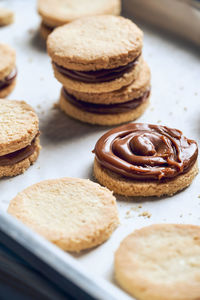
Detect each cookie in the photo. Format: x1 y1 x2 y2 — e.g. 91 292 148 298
65 61 151 104
115 224 200 300
47 16 142 71
0 99 40 178
59 87 150 125
8 178 119 252
0 8 14 26
93 123 198 197
0 44 17 97
38 0 121 29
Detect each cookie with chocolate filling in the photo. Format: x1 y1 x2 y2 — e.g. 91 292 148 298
59 61 151 125
93 123 198 197
0 99 41 178
115 224 200 300
47 15 143 93
0 44 17 98
38 0 121 39
8 178 119 252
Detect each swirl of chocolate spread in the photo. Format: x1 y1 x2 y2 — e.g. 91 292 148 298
0 68 17 90
93 123 198 180
54 55 140 83
63 88 150 114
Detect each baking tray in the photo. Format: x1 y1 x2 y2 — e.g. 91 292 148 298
0 0 200 299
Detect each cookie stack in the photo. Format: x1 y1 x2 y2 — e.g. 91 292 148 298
47 15 151 125
37 0 121 39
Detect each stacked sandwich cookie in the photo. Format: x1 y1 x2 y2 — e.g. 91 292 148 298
0 99 41 178
47 15 151 125
37 0 121 39
0 43 17 98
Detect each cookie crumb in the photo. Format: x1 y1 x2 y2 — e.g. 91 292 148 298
37 104 41 109
139 211 151 218
157 120 161 124
180 214 183 218
184 107 187 111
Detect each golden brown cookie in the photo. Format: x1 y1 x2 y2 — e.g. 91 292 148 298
47 15 143 71
0 99 40 178
65 61 151 104
8 178 119 252
0 44 17 97
38 0 121 28
59 87 150 125
0 8 14 26
93 123 198 197
115 224 200 300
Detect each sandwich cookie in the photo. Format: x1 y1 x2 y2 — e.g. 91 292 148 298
93 123 198 197
38 0 121 39
0 7 14 26
0 99 40 178
47 15 143 93
59 61 151 125
8 178 119 252
0 44 17 98
115 224 200 300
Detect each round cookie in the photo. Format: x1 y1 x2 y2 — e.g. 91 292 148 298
65 61 151 104
115 224 200 300
0 7 14 26
47 15 143 71
0 99 40 178
59 88 150 126
93 123 198 197
53 56 142 93
8 178 119 252
38 0 121 27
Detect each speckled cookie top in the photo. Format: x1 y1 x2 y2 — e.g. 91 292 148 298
38 0 121 27
47 15 143 71
0 100 39 156
8 177 119 252
0 43 16 79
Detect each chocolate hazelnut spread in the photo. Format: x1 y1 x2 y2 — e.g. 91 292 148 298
0 137 37 166
0 68 17 90
54 56 140 83
63 88 150 114
93 123 198 181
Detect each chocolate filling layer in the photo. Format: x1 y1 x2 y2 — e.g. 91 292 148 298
0 136 38 166
93 123 198 181
63 88 150 114
0 68 17 90
54 56 140 83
